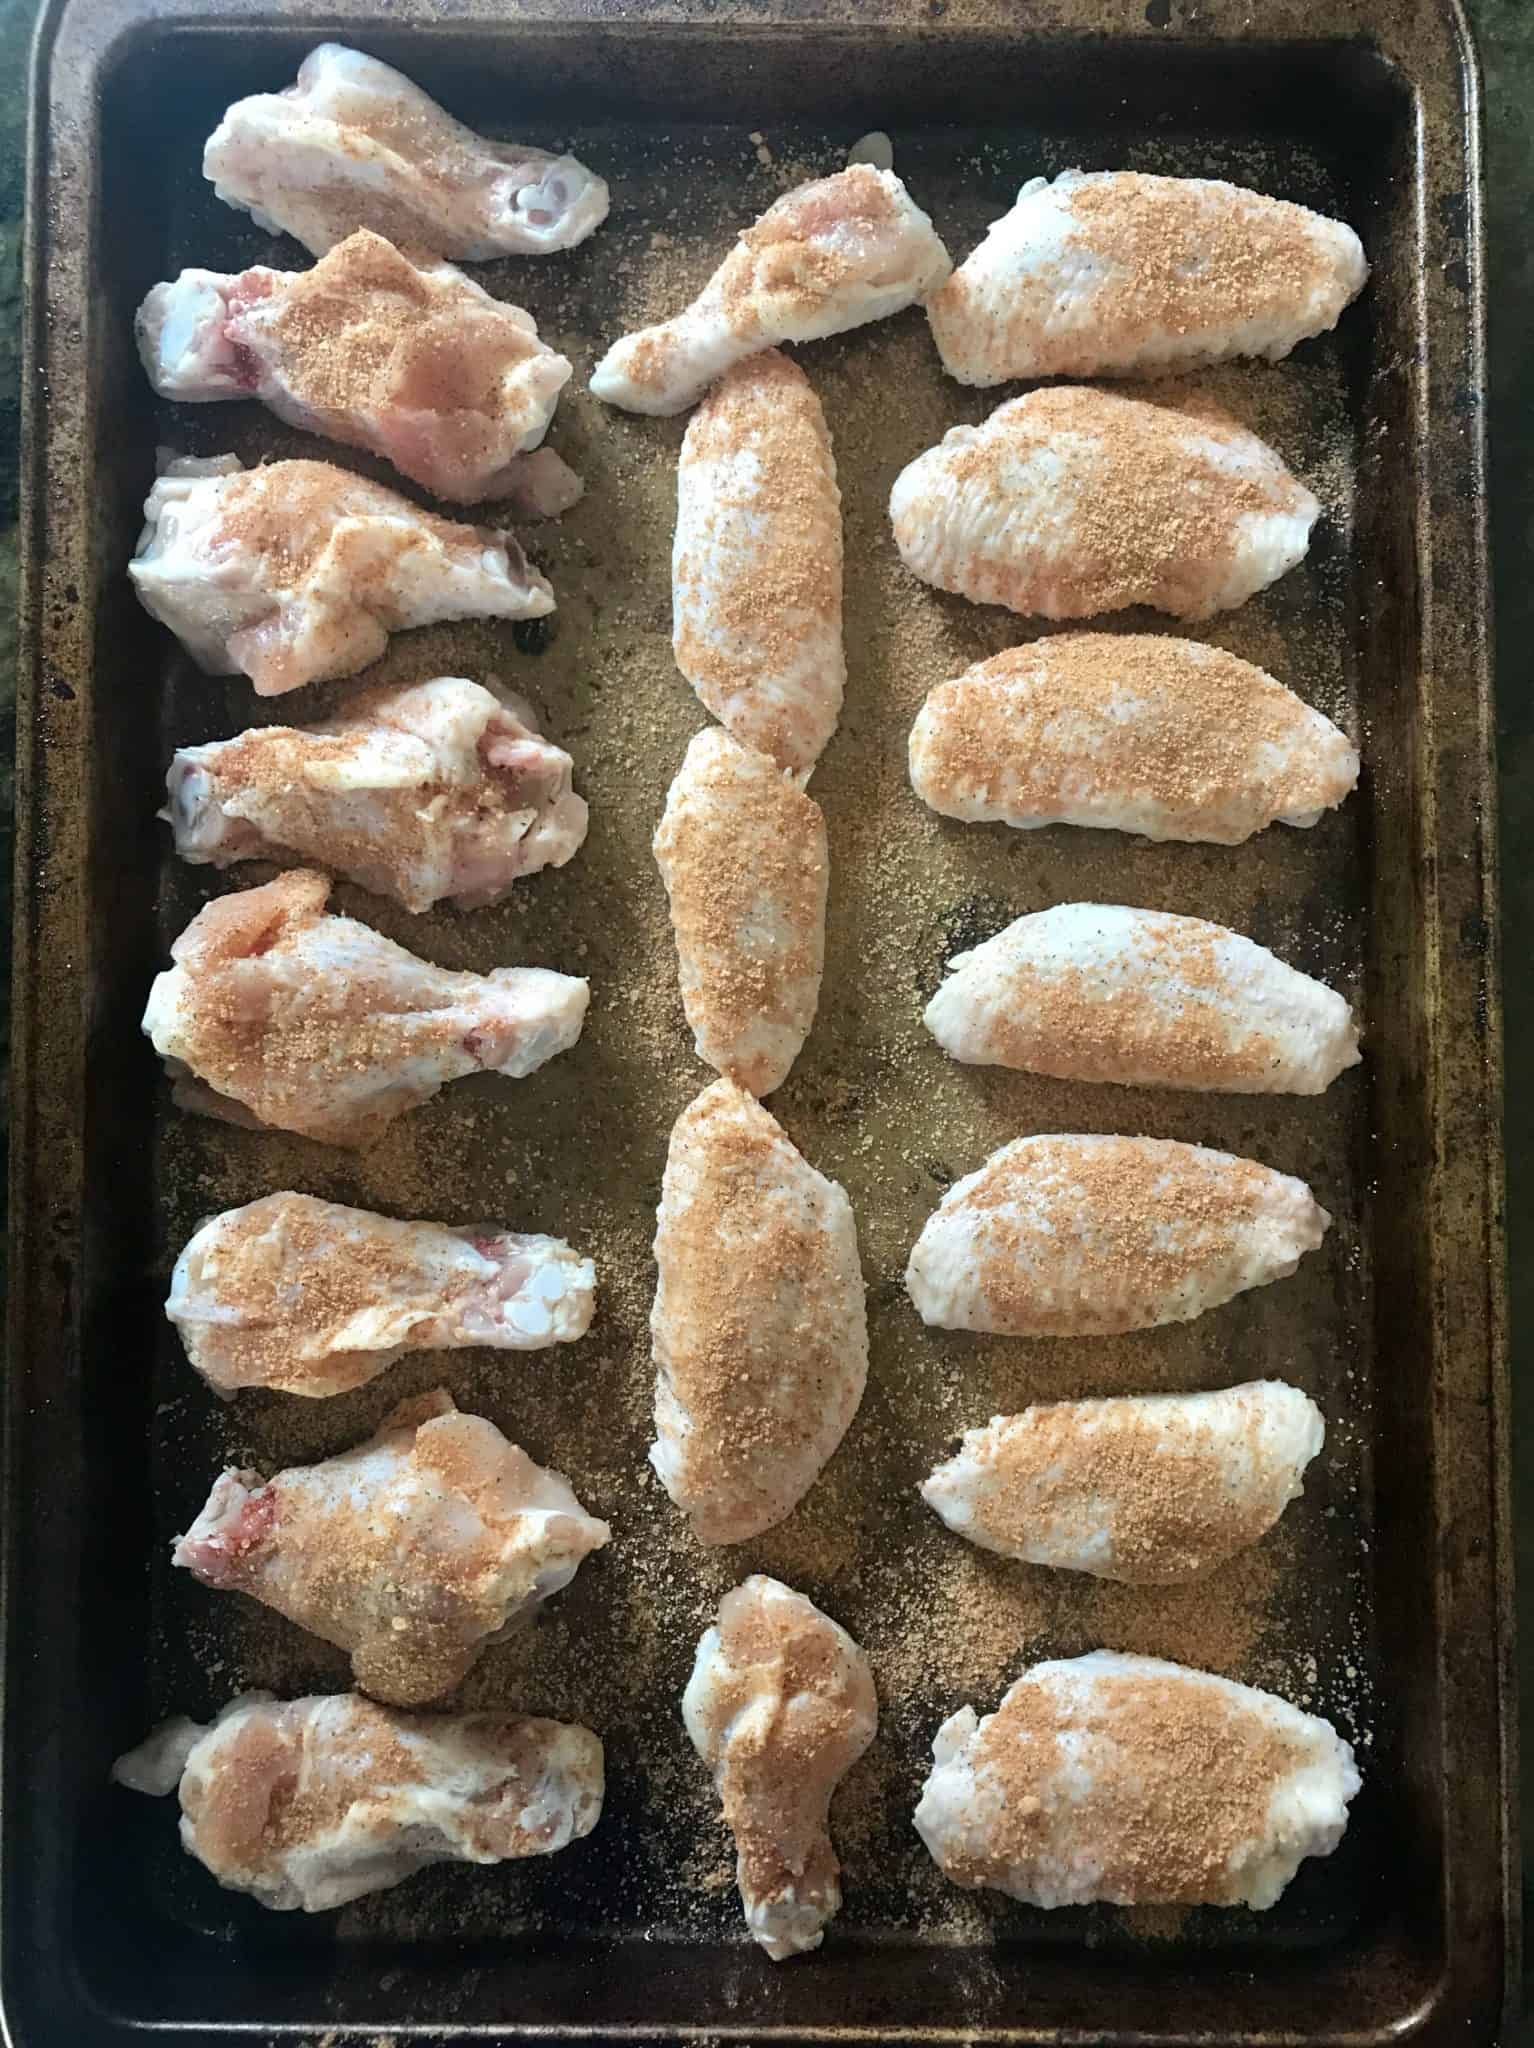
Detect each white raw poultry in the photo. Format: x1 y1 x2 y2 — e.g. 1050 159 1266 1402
113 1692 604 1912
921 1381 1325 1583
908 634 1359 844
174 1389 610 1704
130 455 553 696
924 903 1360 1094
914 1651 1359 1909
142 870 588 1147
592 165 950 415
653 727 828 1096
889 386 1318 621
906 1133 1329 1337
138 231 578 507
204 43 609 259
651 1079 867 1544
166 1191 595 1397
684 1576 877 1960
164 676 588 913
928 170 1367 385
671 351 845 776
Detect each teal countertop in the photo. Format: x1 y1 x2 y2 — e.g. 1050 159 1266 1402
1 0 1529 2024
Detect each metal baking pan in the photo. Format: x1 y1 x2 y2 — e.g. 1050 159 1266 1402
5 0 1512 2041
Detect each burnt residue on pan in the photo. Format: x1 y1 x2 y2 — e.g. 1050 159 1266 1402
8 2 1511 2043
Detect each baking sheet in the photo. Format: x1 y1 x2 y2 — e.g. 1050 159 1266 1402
6 4 1511 2043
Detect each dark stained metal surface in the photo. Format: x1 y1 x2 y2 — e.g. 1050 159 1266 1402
5 0 1512 2042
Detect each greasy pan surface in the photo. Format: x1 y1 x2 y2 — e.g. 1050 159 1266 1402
6 1 1510 2043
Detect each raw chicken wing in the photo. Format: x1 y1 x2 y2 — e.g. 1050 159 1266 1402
168 1191 595 1397
175 1389 609 1704
921 1381 1324 1583
138 232 574 505
204 43 608 259
673 351 844 775
889 387 1317 620
653 727 827 1095
131 454 553 696
924 903 1360 1094
914 1651 1359 1908
113 1691 603 1911
906 1133 1328 1337
591 166 950 415
142 870 587 1147
684 1576 877 1960
928 170 1367 385
651 1079 867 1543
164 676 587 913
909 634 1359 843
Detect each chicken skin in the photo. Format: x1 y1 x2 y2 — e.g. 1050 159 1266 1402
928 171 1367 386
175 1390 609 1705
908 634 1359 844
914 1651 1359 1909
591 166 950 415
142 871 587 1147
684 1576 877 1960
653 728 827 1096
138 232 574 506
889 386 1317 621
113 1692 604 1912
924 903 1360 1095
164 676 587 913
651 1080 867 1544
167 1191 595 1398
906 1134 1328 1337
131 455 553 697
673 352 844 776
204 43 609 260
921 1381 1325 1583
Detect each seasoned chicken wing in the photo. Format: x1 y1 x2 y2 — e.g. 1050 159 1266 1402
204 43 608 260
131 455 553 696
113 1692 604 1912
908 634 1359 844
591 166 950 415
672 351 844 775
143 870 587 1147
138 233 574 506
914 1651 1359 1909
654 728 827 1096
921 1381 1325 1583
175 1390 609 1705
928 170 1367 386
889 387 1317 621
164 676 587 913
684 1576 877 1960
906 1134 1329 1337
167 1191 595 1398
651 1079 867 1544
924 903 1360 1095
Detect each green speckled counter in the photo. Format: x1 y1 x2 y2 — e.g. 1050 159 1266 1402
1 0 1530 2021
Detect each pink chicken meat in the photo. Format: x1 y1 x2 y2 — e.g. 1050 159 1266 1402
130 454 554 696
137 232 581 509
174 1389 610 1704
164 676 587 912
141 869 588 1146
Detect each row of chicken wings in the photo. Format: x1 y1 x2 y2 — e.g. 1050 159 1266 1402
115 39 1369 1956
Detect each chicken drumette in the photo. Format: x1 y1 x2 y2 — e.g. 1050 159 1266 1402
139 232 577 508
114 1691 604 1912
204 43 608 260
142 870 587 1147
164 676 587 913
131 455 553 696
175 1390 609 1704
